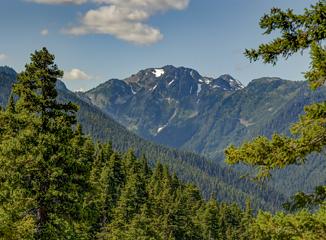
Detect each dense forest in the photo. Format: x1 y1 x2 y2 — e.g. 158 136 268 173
0 48 254 239
0 47 322 238
0 0 325 239
0 66 285 212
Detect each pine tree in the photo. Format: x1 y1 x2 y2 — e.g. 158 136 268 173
225 1 326 239
99 152 124 225
225 0 326 196
200 198 220 240
0 48 91 239
244 1 325 90
125 203 160 240
238 199 253 240
99 152 147 239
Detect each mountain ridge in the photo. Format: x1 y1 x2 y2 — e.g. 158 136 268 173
97 65 245 95
0 66 285 211
82 65 326 197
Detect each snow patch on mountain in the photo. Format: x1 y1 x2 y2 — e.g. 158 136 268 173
156 109 178 134
168 78 175 86
190 70 197 79
204 78 212 84
197 84 202 95
240 118 254 127
151 84 158 91
157 124 168 133
153 69 165 78
230 78 244 90
130 85 137 95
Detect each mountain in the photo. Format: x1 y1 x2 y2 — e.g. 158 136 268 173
0 66 16 106
84 66 244 147
82 65 326 196
0 66 285 211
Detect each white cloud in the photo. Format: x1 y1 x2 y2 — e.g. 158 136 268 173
64 0 189 44
28 0 190 45
41 28 49 36
64 68 91 80
92 0 189 12
0 53 8 61
28 0 87 4
65 5 163 44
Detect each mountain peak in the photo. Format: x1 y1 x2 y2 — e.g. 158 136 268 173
107 66 244 98
123 65 201 93
56 80 68 91
152 68 165 78
212 74 244 91
0 66 17 78
218 74 235 81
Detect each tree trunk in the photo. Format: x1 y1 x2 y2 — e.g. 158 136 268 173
36 204 47 237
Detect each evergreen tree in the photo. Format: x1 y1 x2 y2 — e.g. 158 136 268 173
225 0 326 193
200 198 220 240
225 1 326 239
0 48 252 240
99 151 147 239
250 206 326 239
125 203 160 240
244 1 325 90
0 48 91 239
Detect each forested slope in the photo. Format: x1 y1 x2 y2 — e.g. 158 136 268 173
0 66 284 211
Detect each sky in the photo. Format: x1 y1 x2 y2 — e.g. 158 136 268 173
0 0 318 91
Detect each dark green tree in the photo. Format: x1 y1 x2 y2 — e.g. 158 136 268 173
225 1 326 238
0 48 91 239
225 0 326 190
200 198 220 240
99 151 147 239
244 1 325 90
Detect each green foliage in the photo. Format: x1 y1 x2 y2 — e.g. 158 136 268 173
249 206 326 240
0 66 287 212
2 38 323 238
0 48 255 239
92 145 250 240
226 1 326 239
241 1 326 174
283 186 326 212
226 0 326 181
244 1 326 89
0 48 91 239
305 42 326 90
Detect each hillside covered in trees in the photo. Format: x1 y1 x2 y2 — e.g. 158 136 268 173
0 43 324 239
0 48 263 239
0 0 325 239
0 66 285 211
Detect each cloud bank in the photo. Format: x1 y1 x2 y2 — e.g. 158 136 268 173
92 0 189 12
65 0 190 44
65 5 164 44
0 53 8 61
29 0 190 45
41 28 49 36
64 68 91 80
29 0 87 4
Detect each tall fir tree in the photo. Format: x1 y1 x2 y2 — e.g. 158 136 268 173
225 0 326 199
0 48 92 239
225 1 326 239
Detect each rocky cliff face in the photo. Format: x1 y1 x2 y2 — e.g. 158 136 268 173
84 65 246 146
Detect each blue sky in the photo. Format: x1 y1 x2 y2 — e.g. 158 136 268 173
0 0 317 91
